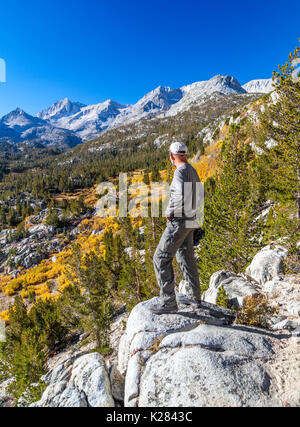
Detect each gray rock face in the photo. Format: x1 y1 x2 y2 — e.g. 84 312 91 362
178 280 194 299
271 319 300 331
119 297 277 407
245 245 288 285
0 379 13 407
0 218 58 275
261 275 300 328
117 296 279 407
31 353 114 407
118 296 235 374
139 341 272 407
108 363 125 403
202 270 259 308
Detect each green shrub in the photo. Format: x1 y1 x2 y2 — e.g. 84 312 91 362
216 285 230 308
236 295 278 328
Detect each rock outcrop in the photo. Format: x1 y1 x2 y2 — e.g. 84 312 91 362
245 245 288 285
138 325 274 407
201 246 289 310
262 274 300 331
117 296 281 407
202 270 259 308
0 209 90 278
0 379 13 407
31 353 114 407
10 244 299 408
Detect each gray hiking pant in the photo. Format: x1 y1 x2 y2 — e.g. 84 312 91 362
153 219 201 306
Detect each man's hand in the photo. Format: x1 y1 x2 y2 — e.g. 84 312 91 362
166 216 172 222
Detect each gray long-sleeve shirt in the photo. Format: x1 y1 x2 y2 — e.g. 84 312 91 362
166 163 203 222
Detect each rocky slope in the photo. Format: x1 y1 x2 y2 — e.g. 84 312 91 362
0 208 92 279
15 245 299 408
37 98 86 121
242 78 274 94
0 108 82 150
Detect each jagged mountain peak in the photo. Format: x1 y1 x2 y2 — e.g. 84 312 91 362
136 85 183 111
1 108 43 128
181 74 246 96
149 85 176 94
0 106 81 150
210 74 245 90
34 75 249 139
12 107 26 114
96 99 125 108
242 78 274 93
164 74 246 117
1 73 269 146
3 107 29 118
44 98 127 141
37 98 86 121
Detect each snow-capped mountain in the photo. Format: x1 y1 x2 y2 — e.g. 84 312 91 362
39 75 249 140
37 98 86 121
42 87 183 140
134 85 183 110
111 86 183 130
242 79 274 94
44 99 126 140
2 108 43 129
0 108 81 149
164 75 246 117
0 74 275 148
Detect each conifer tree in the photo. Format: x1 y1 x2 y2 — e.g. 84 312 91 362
102 229 126 290
143 171 150 185
0 297 48 399
197 125 260 288
64 244 114 351
260 43 300 221
151 168 161 182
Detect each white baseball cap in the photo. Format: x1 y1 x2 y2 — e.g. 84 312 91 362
169 142 189 155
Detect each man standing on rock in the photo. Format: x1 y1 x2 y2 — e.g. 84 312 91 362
151 142 203 315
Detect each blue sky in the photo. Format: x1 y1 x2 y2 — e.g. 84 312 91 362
0 0 299 117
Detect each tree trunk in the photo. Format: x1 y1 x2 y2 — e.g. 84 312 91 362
135 267 141 302
152 217 156 241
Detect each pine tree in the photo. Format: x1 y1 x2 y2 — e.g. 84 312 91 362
197 125 260 289
116 217 160 309
0 297 47 400
260 43 300 221
63 244 114 351
7 207 18 227
151 168 161 182
102 229 126 290
46 208 61 229
143 171 150 185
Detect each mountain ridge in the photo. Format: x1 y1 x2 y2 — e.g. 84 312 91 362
37 98 86 121
242 78 274 93
0 108 82 150
0 75 274 148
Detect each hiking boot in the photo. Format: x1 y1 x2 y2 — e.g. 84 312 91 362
177 295 202 308
150 303 178 315
195 299 202 308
